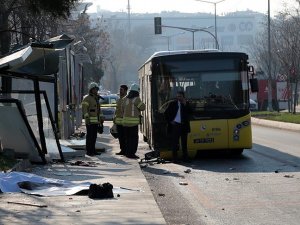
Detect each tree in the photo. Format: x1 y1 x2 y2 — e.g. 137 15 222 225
103 21 157 92
62 12 111 89
252 0 300 113
0 0 78 55
251 20 280 110
272 1 300 113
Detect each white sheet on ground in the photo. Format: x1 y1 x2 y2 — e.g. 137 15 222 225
0 172 141 196
0 171 91 195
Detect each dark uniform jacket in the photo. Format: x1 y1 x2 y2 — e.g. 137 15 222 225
164 99 191 133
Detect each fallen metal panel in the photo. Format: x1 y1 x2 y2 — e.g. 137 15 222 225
9 47 60 76
0 98 46 163
0 46 32 70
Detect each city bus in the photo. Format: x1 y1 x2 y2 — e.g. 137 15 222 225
138 50 258 160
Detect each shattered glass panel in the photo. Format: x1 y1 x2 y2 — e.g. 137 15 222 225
9 93 61 161
0 100 43 163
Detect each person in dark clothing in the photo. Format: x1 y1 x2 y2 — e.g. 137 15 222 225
114 84 128 155
164 91 191 162
122 84 146 159
81 82 104 156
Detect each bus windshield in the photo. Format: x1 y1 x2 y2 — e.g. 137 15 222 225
155 58 249 116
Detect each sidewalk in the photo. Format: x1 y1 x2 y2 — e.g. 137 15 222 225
251 117 300 131
251 105 300 132
1 116 298 225
0 123 166 225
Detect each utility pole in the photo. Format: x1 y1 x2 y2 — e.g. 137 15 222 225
127 0 131 34
267 0 273 111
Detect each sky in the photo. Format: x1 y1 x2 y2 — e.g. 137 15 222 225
84 0 298 16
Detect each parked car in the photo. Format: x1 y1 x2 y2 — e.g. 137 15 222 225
99 94 119 120
250 99 258 111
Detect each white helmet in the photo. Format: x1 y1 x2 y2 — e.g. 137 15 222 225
88 82 99 91
130 83 140 92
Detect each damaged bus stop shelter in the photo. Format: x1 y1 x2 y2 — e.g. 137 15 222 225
0 35 74 164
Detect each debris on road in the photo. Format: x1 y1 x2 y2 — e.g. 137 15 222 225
140 164 148 168
7 201 47 208
163 170 170 174
88 182 114 199
70 160 97 167
184 169 191 173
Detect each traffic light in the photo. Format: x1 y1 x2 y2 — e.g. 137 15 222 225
154 17 162 34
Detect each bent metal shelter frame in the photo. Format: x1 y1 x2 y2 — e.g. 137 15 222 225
0 91 64 163
0 37 73 163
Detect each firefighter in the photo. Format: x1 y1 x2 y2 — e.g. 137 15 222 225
122 83 145 159
114 84 128 155
81 82 104 156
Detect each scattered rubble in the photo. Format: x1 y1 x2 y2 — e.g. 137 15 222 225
70 160 97 167
284 174 294 178
184 169 191 173
7 201 47 208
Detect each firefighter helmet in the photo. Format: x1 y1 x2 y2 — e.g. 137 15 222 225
88 82 99 91
130 83 140 93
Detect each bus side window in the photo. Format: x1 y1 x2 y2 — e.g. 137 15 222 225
186 86 199 99
171 86 184 98
158 77 170 103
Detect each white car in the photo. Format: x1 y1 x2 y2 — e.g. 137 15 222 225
100 94 120 120
250 99 258 111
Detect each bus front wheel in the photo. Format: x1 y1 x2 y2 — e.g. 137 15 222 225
230 149 244 155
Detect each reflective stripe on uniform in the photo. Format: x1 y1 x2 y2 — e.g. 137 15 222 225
137 102 143 108
115 117 123 124
90 116 98 123
82 102 89 106
123 117 140 126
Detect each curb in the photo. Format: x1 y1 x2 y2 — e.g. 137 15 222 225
251 117 300 132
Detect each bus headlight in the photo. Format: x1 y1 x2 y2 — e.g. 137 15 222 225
233 128 240 141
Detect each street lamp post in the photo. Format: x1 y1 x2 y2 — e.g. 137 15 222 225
267 0 273 111
161 25 217 50
195 0 227 49
161 32 185 50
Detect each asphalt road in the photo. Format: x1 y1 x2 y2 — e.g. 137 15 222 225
141 125 300 225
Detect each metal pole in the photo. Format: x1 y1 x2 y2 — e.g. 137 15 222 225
267 0 273 111
192 31 195 50
195 0 225 49
127 0 131 35
214 3 218 49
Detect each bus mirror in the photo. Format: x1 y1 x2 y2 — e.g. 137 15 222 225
250 78 259 92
